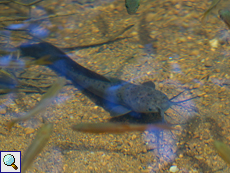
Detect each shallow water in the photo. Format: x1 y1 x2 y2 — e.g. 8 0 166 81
0 0 230 172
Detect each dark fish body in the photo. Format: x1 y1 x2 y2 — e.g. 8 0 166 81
219 8 230 29
72 122 175 133
125 0 140 15
65 73 170 114
19 42 171 117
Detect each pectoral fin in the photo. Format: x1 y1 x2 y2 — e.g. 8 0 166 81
110 105 132 117
157 107 165 123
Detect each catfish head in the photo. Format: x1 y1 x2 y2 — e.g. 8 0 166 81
124 87 171 115
123 84 198 120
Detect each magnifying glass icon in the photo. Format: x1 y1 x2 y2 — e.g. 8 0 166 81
3 154 18 170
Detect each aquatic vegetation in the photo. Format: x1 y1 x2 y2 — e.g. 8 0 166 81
21 123 53 172
71 122 175 133
62 24 134 50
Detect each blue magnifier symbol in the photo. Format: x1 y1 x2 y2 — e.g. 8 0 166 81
3 154 18 170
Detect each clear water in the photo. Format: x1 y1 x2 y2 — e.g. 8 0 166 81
0 0 230 172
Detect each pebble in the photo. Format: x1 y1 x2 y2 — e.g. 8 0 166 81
179 154 183 158
169 165 179 172
0 108 6 114
146 13 157 22
189 49 199 56
204 59 213 67
24 127 35 135
209 38 219 48
131 134 137 140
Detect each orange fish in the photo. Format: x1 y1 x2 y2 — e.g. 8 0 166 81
71 122 175 134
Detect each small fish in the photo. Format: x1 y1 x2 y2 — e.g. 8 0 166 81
0 55 52 68
214 140 230 165
201 0 221 23
0 69 18 89
21 123 53 172
71 122 175 133
219 8 230 29
6 77 66 130
214 141 230 164
125 0 140 15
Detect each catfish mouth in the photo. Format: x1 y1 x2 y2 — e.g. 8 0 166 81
158 90 199 123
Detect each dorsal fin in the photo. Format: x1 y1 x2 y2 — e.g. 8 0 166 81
110 105 132 117
142 81 155 89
